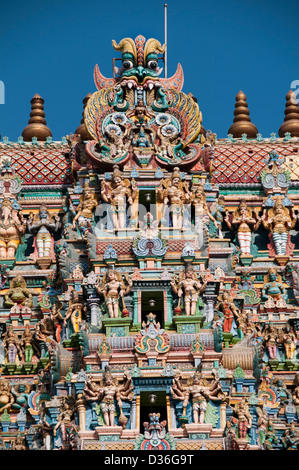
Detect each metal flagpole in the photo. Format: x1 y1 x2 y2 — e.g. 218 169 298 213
164 3 167 79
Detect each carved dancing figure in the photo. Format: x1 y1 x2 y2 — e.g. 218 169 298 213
53 399 78 450
191 185 219 238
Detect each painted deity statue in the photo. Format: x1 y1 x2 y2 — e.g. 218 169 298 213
3 325 22 363
28 205 60 258
64 291 85 334
0 198 26 258
96 268 133 318
262 324 280 360
0 378 14 412
83 368 134 427
215 290 240 334
157 167 191 230
53 399 79 450
101 165 138 230
83 35 204 169
72 183 98 237
171 265 207 316
191 185 219 237
262 268 288 308
209 195 226 239
171 369 224 424
262 198 296 256
280 325 297 360
232 398 252 439
4 275 33 308
225 200 261 256
20 324 39 363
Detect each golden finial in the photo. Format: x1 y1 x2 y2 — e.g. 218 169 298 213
227 90 258 138
75 93 93 140
22 93 52 142
278 90 299 138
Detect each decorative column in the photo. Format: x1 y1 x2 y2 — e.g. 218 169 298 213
203 295 217 325
220 402 227 429
76 394 86 432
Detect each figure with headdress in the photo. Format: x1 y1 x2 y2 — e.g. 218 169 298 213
20 324 40 362
96 267 133 318
72 183 98 238
261 197 296 256
232 398 252 439
225 199 261 256
28 205 60 259
3 325 22 363
215 290 240 334
0 198 26 258
83 368 134 427
171 264 207 316
171 368 224 424
209 195 226 238
191 185 219 238
280 325 297 360
53 398 79 450
262 323 280 360
262 268 288 307
101 165 138 230
157 167 191 230
63 291 85 334
4 275 33 308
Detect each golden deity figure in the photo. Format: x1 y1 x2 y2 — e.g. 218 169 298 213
96 268 133 318
225 199 261 256
83 368 134 427
0 198 26 258
191 185 219 236
261 197 296 256
232 398 252 439
100 165 138 230
157 167 191 230
171 369 224 424
4 275 33 308
171 265 207 316
64 291 85 334
28 205 60 258
72 183 98 237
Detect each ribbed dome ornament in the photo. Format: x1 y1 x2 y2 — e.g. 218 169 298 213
75 93 93 140
228 90 258 139
278 89 299 138
22 93 52 142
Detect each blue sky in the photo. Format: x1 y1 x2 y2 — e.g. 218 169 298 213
0 0 298 140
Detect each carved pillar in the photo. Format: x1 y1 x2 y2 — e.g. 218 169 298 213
76 394 86 432
220 402 227 429
203 295 217 325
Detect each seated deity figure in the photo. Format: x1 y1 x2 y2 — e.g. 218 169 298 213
171 265 207 316
4 275 33 308
262 198 296 256
72 183 98 237
262 268 288 307
0 378 15 412
28 205 60 258
157 167 191 230
96 268 133 318
100 165 138 231
225 200 261 256
0 198 26 258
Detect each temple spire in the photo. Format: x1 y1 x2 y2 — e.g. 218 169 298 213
22 93 52 141
227 90 258 138
75 93 92 140
278 89 299 137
